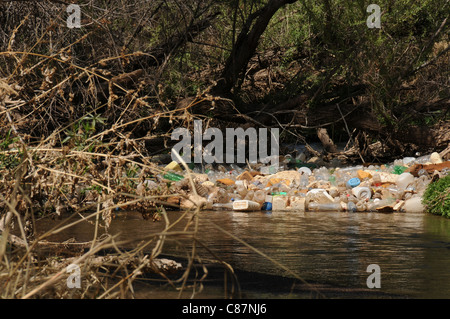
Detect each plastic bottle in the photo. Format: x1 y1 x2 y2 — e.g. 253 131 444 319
298 167 312 176
328 175 337 186
387 186 402 200
328 187 339 198
368 198 395 211
417 169 429 178
253 190 266 205
352 186 372 200
261 202 272 211
314 167 330 181
144 180 158 190
299 175 309 188
402 157 416 166
244 190 254 201
212 188 232 204
396 172 415 190
346 178 361 189
306 189 335 204
232 200 261 211
348 194 358 203
307 202 342 212
392 165 407 175
236 182 248 197
415 154 431 164
163 172 184 181
347 201 357 212
372 173 382 187
339 194 349 203
194 183 210 198
356 200 366 212
212 203 234 210
207 170 218 183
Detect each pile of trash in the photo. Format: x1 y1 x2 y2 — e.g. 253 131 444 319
155 152 450 213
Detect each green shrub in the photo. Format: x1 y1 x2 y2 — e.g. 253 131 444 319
422 175 450 218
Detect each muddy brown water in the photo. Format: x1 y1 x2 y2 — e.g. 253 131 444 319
33 210 450 299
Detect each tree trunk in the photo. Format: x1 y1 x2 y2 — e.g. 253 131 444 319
214 0 297 95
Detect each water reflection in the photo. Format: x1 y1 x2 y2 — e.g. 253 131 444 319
35 210 450 298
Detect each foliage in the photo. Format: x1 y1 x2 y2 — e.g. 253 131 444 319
0 0 448 159
422 175 450 218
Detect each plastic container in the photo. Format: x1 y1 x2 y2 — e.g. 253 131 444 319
163 172 184 181
307 202 342 212
346 178 361 189
392 165 407 175
261 202 272 211
236 182 248 197
387 186 402 199
314 167 330 181
396 172 415 190
352 186 372 200
356 200 366 212
328 175 337 186
403 197 425 213
143 180 158 189
299 175 309 188
298 167 312 176
402 157 416 166
212 203 234 210
233 200 261 211
347 201 357 212
306 189 335 204
417 169 429 177
328 187 339 198
415 154 431 164
260 165 278 175
372 173 382 187
244 190 255 201
253 190 266 205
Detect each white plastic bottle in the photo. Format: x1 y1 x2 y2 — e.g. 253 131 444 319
396 172 415 190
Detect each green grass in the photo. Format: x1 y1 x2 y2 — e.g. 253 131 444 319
423 175 450 218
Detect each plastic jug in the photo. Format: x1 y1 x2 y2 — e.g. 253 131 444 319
352 187 372 200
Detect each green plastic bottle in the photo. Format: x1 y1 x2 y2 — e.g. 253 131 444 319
163 172 184 181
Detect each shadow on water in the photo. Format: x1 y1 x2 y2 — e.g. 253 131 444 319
33 209 450 298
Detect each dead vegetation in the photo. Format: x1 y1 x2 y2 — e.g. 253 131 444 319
0 0 448 298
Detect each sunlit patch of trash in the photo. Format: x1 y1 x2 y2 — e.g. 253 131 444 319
158 151 449 214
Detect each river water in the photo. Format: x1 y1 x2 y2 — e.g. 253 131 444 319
35 210 450 299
